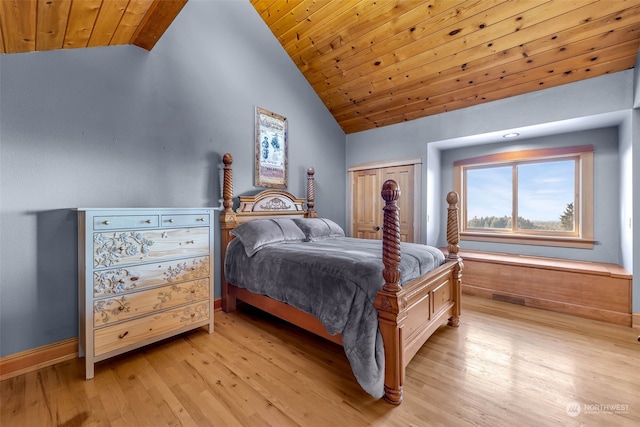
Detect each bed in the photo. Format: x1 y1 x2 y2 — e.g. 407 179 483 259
219 153 463 404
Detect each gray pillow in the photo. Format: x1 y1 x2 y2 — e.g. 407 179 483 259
230 218 306 256
292 218 345 241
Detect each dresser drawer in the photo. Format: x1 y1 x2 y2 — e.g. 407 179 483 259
93 255 210 297
94 215 159 230
161 214 210 227
93 227 209 268
94 278 210 327
94 301 210 356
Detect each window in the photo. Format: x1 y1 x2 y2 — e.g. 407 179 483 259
454 145 594 248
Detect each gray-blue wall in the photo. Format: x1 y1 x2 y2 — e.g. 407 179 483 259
0 0 346 357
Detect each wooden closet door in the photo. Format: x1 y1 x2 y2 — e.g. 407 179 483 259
352 168 382 239
351 164 416 242
382 164 415 242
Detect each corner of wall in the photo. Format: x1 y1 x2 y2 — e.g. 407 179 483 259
633 48 640 108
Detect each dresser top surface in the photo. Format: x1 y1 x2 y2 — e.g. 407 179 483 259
75 207 218 212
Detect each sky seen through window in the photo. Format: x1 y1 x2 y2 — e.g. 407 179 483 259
466 160 575 223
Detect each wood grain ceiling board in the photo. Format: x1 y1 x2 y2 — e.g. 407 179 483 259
0 0 186 54
252 0 640 133
36 0 71 51
1 0 638 135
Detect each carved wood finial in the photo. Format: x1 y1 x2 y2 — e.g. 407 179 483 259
381 180 401 293
306 167 317 217
222 153 233 213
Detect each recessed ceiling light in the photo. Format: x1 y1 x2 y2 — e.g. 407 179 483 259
503 132 520 138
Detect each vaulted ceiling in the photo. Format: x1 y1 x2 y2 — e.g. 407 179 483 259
254 0 640 134
2 1 640 134
0 0 187 53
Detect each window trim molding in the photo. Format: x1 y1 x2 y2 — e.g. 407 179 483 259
454 145 594 249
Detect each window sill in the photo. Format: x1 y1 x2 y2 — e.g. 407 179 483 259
460 232 595 249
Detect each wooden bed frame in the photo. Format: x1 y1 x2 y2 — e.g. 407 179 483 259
219 153 463 404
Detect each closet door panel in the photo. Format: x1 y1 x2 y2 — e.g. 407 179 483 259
382 165 415 242
352 169 382 239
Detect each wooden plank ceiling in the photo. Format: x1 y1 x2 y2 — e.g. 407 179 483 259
0 0 187 54
2 1 639 134
252 0 640 134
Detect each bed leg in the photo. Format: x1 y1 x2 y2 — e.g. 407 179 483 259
384 387 403 405
222 281 237 312
377 311 405 405
447 259 462 327
224 296 237 312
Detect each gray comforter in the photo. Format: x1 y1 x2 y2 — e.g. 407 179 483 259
224 236 445 398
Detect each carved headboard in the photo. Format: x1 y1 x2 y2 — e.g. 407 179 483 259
219 153 317 230
236 190 306 217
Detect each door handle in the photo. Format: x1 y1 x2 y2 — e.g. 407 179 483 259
374 226 381 231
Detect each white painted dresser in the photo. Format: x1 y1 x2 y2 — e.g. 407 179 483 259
77 208 214 379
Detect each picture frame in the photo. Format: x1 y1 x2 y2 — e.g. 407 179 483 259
255 107 288 188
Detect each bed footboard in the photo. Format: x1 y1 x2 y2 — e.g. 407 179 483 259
375 181 462 405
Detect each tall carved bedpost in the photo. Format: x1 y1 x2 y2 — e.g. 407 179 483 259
222 153 234 215
306 167 318 218
220 153 237 312
375 179 406 405
446 191 463 327
381 180 402 293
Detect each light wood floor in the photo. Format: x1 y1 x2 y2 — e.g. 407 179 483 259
2 295 639 427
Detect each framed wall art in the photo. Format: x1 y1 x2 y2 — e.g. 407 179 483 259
255 107 288 188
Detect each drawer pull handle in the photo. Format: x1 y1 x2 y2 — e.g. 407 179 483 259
186 240 195 244
102 220 110 225
168 219 174 223
118 306 125 311
145 219 152 224
130 276 139 281
190 313 196 318
190 289 196 294
197 217 205 221
118 331 129 339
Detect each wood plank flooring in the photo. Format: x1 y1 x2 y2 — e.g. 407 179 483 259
2 295 639 426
